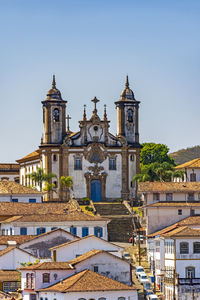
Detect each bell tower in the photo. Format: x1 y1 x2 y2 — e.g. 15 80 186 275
41 75 67 145
115 76 140 145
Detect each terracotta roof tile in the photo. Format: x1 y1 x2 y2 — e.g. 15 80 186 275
68 250 102 265
175 158 200 169
138 182 200 193
0 181 43 195
146 202 200 208
38 269 136 292
0 270 20 282
0 235 35 245
0 164 19 171
16 150 40 163
19 262 73 270
0 246 16 256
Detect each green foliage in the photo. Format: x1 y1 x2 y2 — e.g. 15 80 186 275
85 206 93 212
28 168 57 191
141 143 175 165
170 145 200 165
60 176 73 189
20 259 40 267
82 197 90 201
43 182 56 192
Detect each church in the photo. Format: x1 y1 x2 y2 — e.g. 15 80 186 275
17 76 141 202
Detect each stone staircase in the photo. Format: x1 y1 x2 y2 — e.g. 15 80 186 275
93 203 133 242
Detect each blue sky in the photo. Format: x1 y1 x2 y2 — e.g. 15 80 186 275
0 0 200 162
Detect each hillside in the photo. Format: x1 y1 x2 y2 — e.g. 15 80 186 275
170 145 200 165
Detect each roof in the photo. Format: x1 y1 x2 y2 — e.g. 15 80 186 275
0 181 43 195
50 234 122 251
19 262 73 271
0 270 20 282
149 215 200 238
146 202 200 208
138 182 200 193
0 235 36 245
0 163 19 171
16 150 40 163
162 226 200 237
175 158 200 169
38 269 136 292
0 246 37 258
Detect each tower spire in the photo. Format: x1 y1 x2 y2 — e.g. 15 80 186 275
104 104 107 120
125 75 129 89
52 74 56 89
83 105 87 121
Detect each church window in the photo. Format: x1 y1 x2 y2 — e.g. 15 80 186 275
109 157 116 170
53 181 58 188
82 227 89 237
29 199 36 203
94 226 103 237
12 198 18 202
127 109 133 122
70 226 77 235
20 227 27 235
74 157 82 170
42 273 50 283
130 155 134 161
130 181 134 188
180 242 189 254
190 173 196 182
53 108 59 122
90 152 101 163
53 154 57 161
37 227 46 235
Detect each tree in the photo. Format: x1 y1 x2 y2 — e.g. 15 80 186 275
140 143 175 165
60 176 73 190
27 168 57 191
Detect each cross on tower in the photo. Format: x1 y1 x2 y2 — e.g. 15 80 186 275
66 114 71 132
91 96 100 114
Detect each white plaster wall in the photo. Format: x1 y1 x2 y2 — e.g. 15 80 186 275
73 252 131 285
53 236 122 261
0 195 42 203
105 154 121 198
0 175 19 182
39 290 138 300
0 248 36 269
176 238 200 260
146 192 200 205
176 259 200 278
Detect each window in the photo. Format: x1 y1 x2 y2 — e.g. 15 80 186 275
2 229 5 236
53 154 57 162
82 227 89 237
127 108 133 122
40 298 43 300
191 209 195 216
74 157 82 170
109 157 116 170
51 227 57 231
53 250 57 262
3 282 19 292
153 193 160 201
36 228 46 235
98 298 106 300
53 108 59 122
45 298 48 300
190 173 196 182
178 209 182 215
166 193 173 201
70 226 77 235
118 298 126 300
20 227 27 235
78 298 86 300
42 273 50 283
186 266 195 278
130 155 134 161
180 242 189 254
193 242 200 253
130 181 134 188
188 193 195 201
94 266 99 273
94 226 103 237
53 181 58 188
29 199 36 203
10 228 13 235
12 198 18 202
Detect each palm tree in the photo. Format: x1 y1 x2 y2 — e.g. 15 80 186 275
60 176 73 190
28 168 57 191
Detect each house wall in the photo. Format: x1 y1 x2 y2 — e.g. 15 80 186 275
52 236 122 261
0 195 42 203
145 192 200 205
0 248 36 270
73 252 131 285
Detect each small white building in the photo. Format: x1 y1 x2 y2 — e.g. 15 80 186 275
0 246 37 270
175 158 200 182
50 235 123 261
148 218 200 300
67 249 132 285
0 181 43 203
0 163 19 183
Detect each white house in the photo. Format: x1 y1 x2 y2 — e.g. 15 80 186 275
0 181 43 203
148 218 200 300
0 163 19 183
0 202 109 239
0 246 37 270
175 158 200 182
50 235 123 261
67 249 132 285
19 266 138 300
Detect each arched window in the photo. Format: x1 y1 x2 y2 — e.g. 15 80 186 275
98 298 106 300
127 109 133 122
180 242 189 254
118 297 126 300
194 242 200 253
186 266 195 278
78 299 86 300
53 108 59 122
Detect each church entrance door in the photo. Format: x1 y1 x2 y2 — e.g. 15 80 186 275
91 180 102 202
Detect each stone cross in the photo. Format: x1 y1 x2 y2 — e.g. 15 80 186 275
66 114 71 132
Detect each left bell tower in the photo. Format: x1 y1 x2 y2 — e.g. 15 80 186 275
41 75 67 145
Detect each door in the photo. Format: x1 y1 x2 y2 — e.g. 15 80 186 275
91 180 102 202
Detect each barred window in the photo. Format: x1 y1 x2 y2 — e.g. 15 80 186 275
180 242 189 254
193 242 200 254
74 157 82 170
109 157 116 170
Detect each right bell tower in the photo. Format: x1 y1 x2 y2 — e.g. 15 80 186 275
115 75 140 145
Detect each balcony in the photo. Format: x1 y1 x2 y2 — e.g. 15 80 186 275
179 278 200 285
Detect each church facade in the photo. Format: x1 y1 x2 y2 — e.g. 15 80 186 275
17 76 141 202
